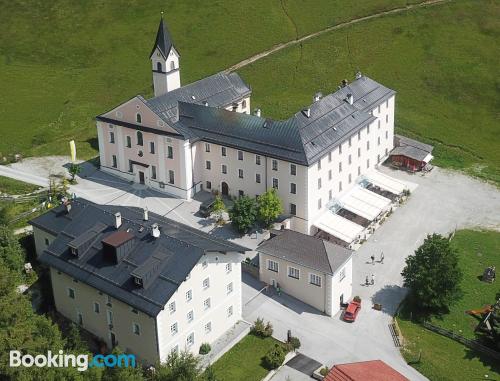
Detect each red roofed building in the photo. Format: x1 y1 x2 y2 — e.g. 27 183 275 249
325 360 409 381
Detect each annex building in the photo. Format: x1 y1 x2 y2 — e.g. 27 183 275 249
97 17 397 237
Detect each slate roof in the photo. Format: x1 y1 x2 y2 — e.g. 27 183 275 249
150 16 175 59
391 134 434 161
30 199 249 317
258 229 352 275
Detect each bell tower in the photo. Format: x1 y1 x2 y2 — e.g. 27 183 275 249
150 14 181 97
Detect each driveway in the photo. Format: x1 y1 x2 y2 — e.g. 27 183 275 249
243 166 500 381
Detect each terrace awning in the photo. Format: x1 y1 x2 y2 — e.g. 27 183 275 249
313 212 364 244
365 171 408 195
341 186 391 221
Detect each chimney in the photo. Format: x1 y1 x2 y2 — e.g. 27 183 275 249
254 108 261 117
64 202 72 214
114 212 122 229
143 208 149 221
355 71 362 80
313 92 322 102
303 108 311 118
151 223 160 238
346 94 354 105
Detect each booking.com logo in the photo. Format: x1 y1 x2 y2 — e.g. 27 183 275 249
10 350 136 372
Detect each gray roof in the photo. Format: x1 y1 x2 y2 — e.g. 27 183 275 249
174 75 394 166
258 229 352 275
30 199 249 317
150 17 175 59
391 134 434 161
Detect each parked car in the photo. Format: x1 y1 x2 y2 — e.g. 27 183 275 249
199 198 216 218
343 301 361 322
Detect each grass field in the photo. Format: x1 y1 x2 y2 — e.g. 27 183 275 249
0 176 41 195
239 0 500 185
0 0 426 161
210 334 278 381
397 230 500 381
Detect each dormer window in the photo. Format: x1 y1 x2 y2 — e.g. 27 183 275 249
136 113 142 124
134 276 143 287
70 247 78 256
157 62 162 72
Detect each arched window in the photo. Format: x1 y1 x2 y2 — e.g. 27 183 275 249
170 61 175 70
242 100 247 108
156 62 162 72
137 131 143 146
136 113 142 124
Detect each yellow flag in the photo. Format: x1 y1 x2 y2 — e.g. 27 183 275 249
69 140 77 162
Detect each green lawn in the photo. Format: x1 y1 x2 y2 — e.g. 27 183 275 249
0 176 41 195
397 230 500 381
211 334 278 381
239 1 500 185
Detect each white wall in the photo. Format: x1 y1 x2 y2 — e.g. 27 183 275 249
32 226 56 258
152 47 181 96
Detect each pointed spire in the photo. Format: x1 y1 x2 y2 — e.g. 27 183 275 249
150 13 175 58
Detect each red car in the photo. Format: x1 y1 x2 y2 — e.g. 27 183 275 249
343 301 361 322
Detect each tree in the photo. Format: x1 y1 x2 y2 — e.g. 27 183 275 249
401 234 462 314
68 163 81 183
102 347 145 381
257 189 283 228
0 225 26 273
153 350 202 381
264 344 285 370
229 196 257 233
211 195 226 223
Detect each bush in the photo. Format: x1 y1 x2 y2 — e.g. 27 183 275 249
251 318 273 338
264 344 285 370
199 342 211 355
353 296 361 303
229 196 257 233
288 336 301 351
319 367 330 376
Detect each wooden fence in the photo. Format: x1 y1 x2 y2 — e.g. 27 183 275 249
422 321 500 360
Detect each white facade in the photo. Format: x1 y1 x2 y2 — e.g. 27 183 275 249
151 46 181 97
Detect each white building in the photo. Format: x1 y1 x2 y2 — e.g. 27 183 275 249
258 229 353 317
96 17 396 238
30 199 249 364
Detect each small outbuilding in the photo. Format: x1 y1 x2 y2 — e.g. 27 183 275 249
389 135 434 172
258 229 353 317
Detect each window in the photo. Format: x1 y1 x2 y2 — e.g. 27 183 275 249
126 136 131 148
136 131 143 146
107 310 113 325
238 151 243 160
256 173 261 183
358 131 361 141
255 155 261 165
221 147 227 156
133 322 141 335
378 120 381 129
169 170 175 184
238 169 244 178
328 170 332 180
157 62 162 72
187 310 194 323
367 159 370 168
171 323 178 336
339 162 342 173
339 267 345 282
77 312 83 326
128 160 133 173
317 159 322 170
204 298 211 310
328 152 332 162
329 189 332 200
206 181 211 190
272 178 278 189
205 143 210 152
186 290 192 302
203 277 210 289
222 165 227 174
386 99 389 108
151 165 157 179
268 259 279 272
377 154 381 163
339 181 343 192
288 267 300 279
318 178 322 189
385 131 389 140
378 137 381 146
339 144 342 154
226 263 232 273
348 137 352 147
169 301 176 314
106 295 112 306
112 155 117 168
290 183 296 194
290 164 296 176
170 61 175 70
348 154 352 165
310 273 322 287
68 288 75 299
367 125 370 134
167 146 173 159
385 148 388 155
272 160 278 171
348 173 352 184
358 166 361 175
205 322 212 334
136 113 142 124
227 306 233 317
109 131 115 144
238 190 244 197
227 282 233 294
367 141 370 150
318 198 322 210
386 114 389 123
290 203 296 215
149 141 155 154
242 99 247 108
44 238 49 246
206 160 211 170
171 345 179 355
358 147 361 158
186 332 194 347
94 302 100 314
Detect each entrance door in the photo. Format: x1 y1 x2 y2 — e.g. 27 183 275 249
340 294 344 306
139 171 145 185
110 332 117 348
221 182 229 196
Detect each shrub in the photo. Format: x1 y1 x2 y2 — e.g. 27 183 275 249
264 321 274 337
288 336 301 351
319 366 330 376
251 318 273 337
199 342 211 355
353 296 361 303
264 344 285 370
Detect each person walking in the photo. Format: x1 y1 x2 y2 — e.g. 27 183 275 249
365 275 370 286
371 274 375 285
370 254 375 265
380 251 384 264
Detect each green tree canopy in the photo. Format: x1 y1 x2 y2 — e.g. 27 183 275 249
0 225 26 273
229 196 257 233
211 195 226 222
153 350 202 381
257 189 283 228
401 233 463 314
